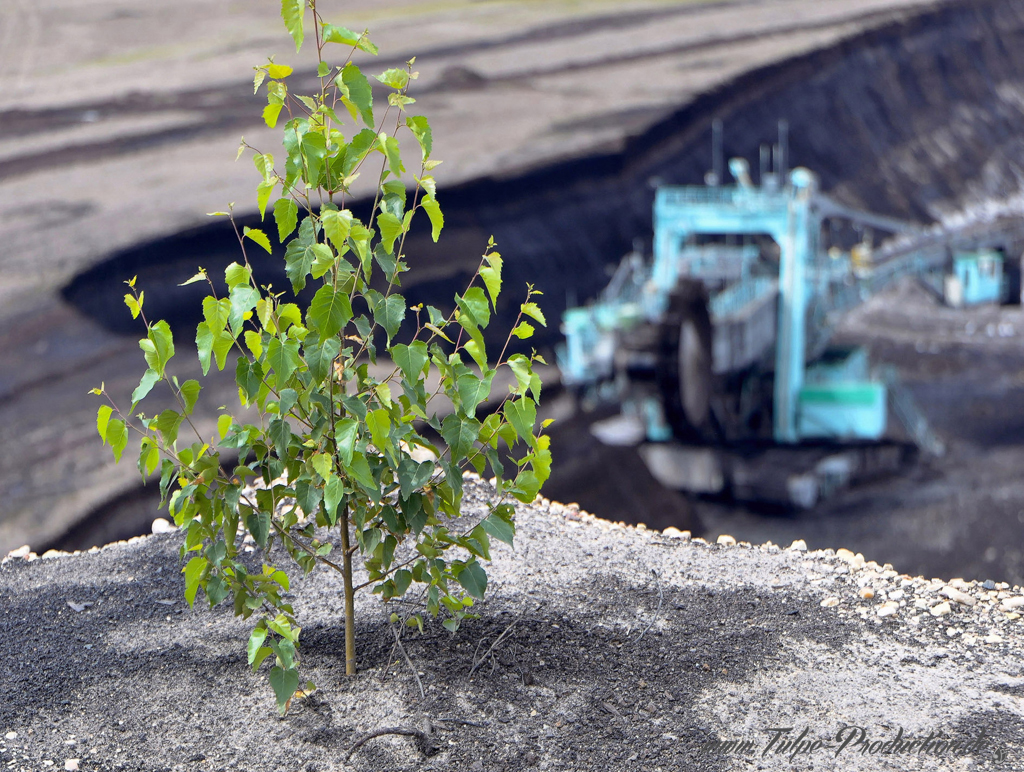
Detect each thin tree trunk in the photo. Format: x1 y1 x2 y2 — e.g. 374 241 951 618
340 504 357 675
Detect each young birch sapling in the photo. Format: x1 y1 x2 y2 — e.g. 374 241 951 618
94 0 550 714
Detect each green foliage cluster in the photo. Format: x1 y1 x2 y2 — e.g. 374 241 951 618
94 0 549 714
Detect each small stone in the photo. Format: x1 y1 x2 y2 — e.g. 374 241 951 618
949 578 970 591
151 518 176 534
984 633 1005 644
877 602 899 618
888 590 905 601
930 602 952 617
983 580 997 590
820 597 840 608
65 761 80 771
941 587 977 606
1007 612 1021 621
4 731 16 740
5 545 30 560
946 627 960 637
716 534 736 546
662 527 685 539
999 597 1024 611
860 588 875 599
42 550 63 559
789 539 808 552
835 548 856 562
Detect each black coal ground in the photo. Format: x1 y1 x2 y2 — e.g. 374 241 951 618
3 475 1024 772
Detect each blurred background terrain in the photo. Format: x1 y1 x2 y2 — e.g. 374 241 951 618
6 0 1024 584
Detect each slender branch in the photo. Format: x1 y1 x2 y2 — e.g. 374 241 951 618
391 623 425 699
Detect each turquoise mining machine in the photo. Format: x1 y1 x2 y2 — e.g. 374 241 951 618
557 143 1007 509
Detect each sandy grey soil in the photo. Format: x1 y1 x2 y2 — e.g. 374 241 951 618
3 476 1024 772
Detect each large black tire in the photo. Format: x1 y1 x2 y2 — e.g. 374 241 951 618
657 280 717 442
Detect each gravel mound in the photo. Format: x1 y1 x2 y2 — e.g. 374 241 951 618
2 475 1023 771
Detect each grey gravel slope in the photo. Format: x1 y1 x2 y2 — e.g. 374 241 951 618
3 476 1024 771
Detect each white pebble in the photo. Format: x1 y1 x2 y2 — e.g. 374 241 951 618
151 518 176 534
716 534 736 546
877 602 899 618
788 539 808 552
930 602 952 617
941 587 977 606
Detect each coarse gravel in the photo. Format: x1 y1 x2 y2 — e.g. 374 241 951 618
3 474 1024 771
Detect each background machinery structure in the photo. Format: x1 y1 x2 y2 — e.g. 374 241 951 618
558 144 1008 508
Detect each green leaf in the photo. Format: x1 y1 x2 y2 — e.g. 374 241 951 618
309 243 337 280
366 408 391 453
269 418 292 456
269 666 299 715
124 293 141 319
441 413 481 459
322 474 344 526
308 285 353 340
377 212 403 255
375 68 409 90
379 134 403 176
299 131 328 186
105 418 128 462
247 626 268 666
138 437 160 477
180 380 201 414
225 262 252 290
304 335 341 385
154 409 185 448
179 270 208 287
284 240 316 293
244 330 263 359
397 458 433 500
481 512 515 546
96 405 113 441
511 321 534 339
236 358 264 401
457 287 490 329
264 103 283 128
257 181 275 220
247 509 271 548
273 198 298 242
421 196 443 242
390 341 428 381
480 254 503 310
183 556 207 608
339 63 373 128
345 452 378 498
196 323 234 375
267 63 293 79
456 371 493 418
393 569 413 597
140 320 175 376
321 208 353 250
504 397 536 442
322 23 360 46
131 368 161 405
405 115 432 159
280 0 304 52
243 227 273 255
251 645 274 672
521 301 547 327
229 285 260 334
334 419 358 466
507 354 532 395
266 338 301 384
372 293 406 343
456 560 487 600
